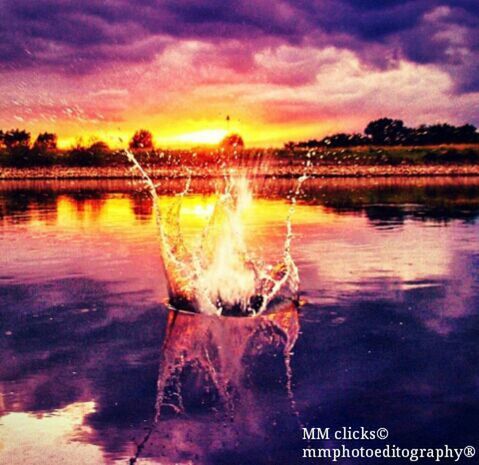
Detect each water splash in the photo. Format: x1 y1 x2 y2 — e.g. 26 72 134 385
125 150 306 316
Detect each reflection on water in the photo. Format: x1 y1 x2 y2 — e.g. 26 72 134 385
137 303 300 464
1 178 479 464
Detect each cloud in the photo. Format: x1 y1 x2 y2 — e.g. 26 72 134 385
0 0 478 144
0 0 478 93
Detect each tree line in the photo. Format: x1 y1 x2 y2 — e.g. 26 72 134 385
0 128 165 167
0 129 111 167
287 118 479 149
1 119 478 167
0 128 245 167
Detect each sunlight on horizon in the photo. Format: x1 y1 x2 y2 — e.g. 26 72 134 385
173 128 228 146
49 119 335 150
56 128 230 150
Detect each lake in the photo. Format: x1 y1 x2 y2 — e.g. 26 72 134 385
1 177 478 464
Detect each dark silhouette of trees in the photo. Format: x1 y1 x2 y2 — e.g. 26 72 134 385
3 129 31 149
457 124 478 143
0 118 478 168
323 133 369 147
363 119 479 146
1 129 34 166
284 141 295 150
290 118 479 149
34 132 57 151
68 140 110 166
129 130 154 150
23 132 58 166
365 118 411 145
407 123 478 145
292 139 321 149
89 141 109 154
220 133 245 150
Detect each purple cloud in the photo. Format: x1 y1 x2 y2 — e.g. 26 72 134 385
0 0 478 93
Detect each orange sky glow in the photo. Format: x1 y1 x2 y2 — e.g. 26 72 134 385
1 4 478 148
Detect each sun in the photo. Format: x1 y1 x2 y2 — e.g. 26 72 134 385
175 128 228 146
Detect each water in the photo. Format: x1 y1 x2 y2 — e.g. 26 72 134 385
125 150 303 316
1 177 479 464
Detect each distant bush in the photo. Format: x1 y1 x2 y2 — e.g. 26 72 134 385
220 133 245 150
129 130 154 150
3 129 30 149
289 118 479 149
322 133 369 147
67 141 110 166
34 132 57 151
6 146 34 167
1 129 58 167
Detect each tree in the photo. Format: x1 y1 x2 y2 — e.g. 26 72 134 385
2 129 33 166
34 132 57 151
220 133 245 150
322 133 370 147
129 129 154 150
457 124 478 143
67 140 110 166
365 118 410 145
3 129 31 149
89 141 109 154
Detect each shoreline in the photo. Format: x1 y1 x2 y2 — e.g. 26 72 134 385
1 164 479 180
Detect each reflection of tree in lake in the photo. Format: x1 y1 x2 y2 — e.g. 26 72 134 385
67 190 107 220
3 178 479 227
292 179 479 225
0 189 58 224
0 188 109 224
131 191 153 221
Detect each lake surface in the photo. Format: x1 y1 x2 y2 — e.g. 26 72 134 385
1 177 478 464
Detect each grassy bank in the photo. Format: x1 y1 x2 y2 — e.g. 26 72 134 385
0 145 479 179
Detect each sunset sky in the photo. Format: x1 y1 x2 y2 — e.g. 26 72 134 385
0 0 478 148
